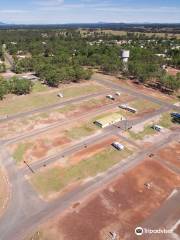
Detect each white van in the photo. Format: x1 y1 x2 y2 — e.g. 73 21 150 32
112 142 124 151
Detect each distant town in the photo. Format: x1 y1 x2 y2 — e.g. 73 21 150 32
0 24 179 240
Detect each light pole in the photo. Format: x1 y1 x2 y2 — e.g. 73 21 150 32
24 161 34 174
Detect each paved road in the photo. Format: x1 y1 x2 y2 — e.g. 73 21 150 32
93 76 180 111
4 52 14 70
0 74 179 240
3 97 136 145
0 147 47 240
22 106 172 174
140 189 180 240
0 131 179 240
0 90 110 123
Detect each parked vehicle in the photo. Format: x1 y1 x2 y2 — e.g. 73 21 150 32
106 95 115 100
112 142 124 150
171 112 180 123
119 104 137 113
57 93 63 98
115 91 121 96
152 125 163 132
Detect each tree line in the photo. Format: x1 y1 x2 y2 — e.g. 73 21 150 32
0 29 180 100
0 77 32 100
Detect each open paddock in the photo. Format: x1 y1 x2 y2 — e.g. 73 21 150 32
0 93 133 140
29 136 133 200
94 72 178 104
28 160 180 240
156 141 180 169
0 81 105 116
9 104 140 165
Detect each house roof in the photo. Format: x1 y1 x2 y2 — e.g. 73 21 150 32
95 113 124 126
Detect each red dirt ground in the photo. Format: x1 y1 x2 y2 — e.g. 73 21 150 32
35 160 180 240
30 136 71 159
0 94 133 140
156 141 180 168
69 136 118 165
167 67 180 76
30 139 49 158
94 73 177 103
14 133 72 164
65 95 134 118
134 108 157 118
175 224 180 235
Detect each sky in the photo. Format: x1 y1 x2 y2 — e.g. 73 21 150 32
0 0 180 24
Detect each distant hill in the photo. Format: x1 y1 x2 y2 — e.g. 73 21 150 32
0 22 180 32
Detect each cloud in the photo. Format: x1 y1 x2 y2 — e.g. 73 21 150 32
95 6 180 13
0 9 28 13
1 1 179 24
35 0 64 6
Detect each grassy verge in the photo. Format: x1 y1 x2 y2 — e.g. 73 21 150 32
130 99 160 111
32 82 49 93
31 147 132 197
65 122 98 140
13 142 32 163
0 83 104 115
158 112 173 128
61 84 103 98
128 125 156 140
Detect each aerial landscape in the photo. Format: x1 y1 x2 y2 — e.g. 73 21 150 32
0 0 180 240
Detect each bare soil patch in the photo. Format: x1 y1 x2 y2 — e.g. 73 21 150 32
29 160 179 240
0 168 9 217
156 141 180 168
69 136 118 165
167 67 180 76
94 72 177 103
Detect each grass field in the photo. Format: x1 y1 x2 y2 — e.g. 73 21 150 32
57 97 106 114
65 122 98 140
128 125 156 140
13 142 32 163
0 83 104 115
158 112 173 128
31 147 132 197
84 29 180 39
32 82 50 93
65 110 123 140
130 99 160 111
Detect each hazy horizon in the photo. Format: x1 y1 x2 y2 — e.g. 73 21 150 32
0 0 180 25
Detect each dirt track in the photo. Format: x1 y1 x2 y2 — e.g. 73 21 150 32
32 159 180 240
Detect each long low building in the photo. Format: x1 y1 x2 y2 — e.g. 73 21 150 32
119 104 137 113
94 113 125 128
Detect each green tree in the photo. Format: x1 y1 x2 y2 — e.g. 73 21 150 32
160 74 180 91
0 77 9 100
10 77 33 95
0 63 6 73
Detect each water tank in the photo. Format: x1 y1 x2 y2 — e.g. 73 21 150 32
121 50 130 59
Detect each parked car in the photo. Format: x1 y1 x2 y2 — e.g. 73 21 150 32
57 93 63 98
115 91 121 96
112 142 124 150
152 125 163 132
106 95 115 100
171 112 180 118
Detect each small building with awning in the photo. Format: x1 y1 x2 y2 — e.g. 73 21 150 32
94 113 125 128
